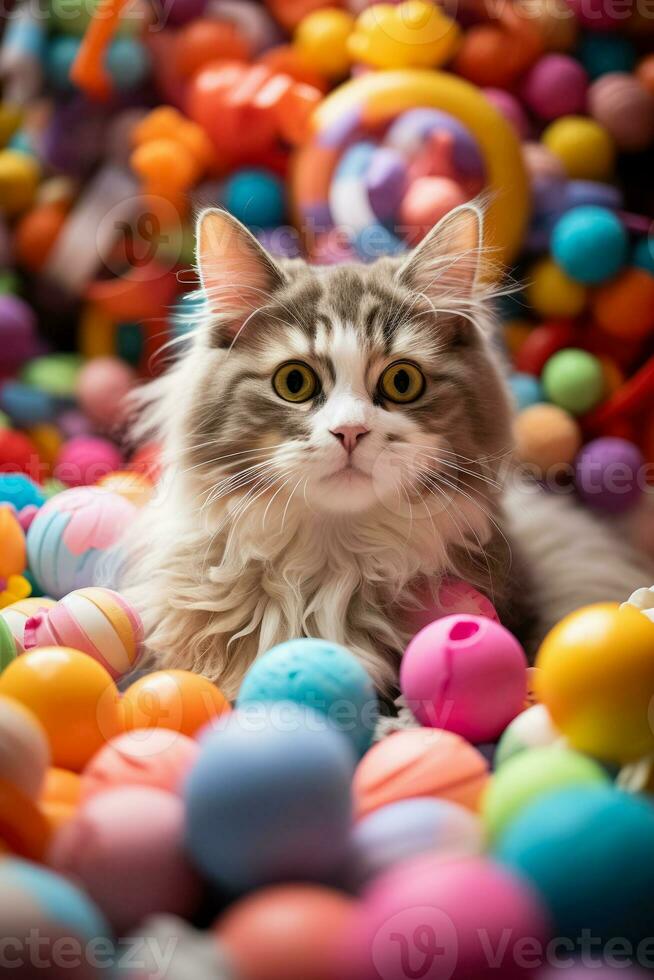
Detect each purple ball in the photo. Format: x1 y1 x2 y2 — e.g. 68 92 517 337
521 54 589 121
575 437 645 514
0 295 38 373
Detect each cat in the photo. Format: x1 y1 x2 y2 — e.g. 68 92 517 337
120 202 654 700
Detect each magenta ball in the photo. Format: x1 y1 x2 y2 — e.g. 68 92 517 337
343 855 550 980
400 615 527 743
484 89 530 138
76 357 136 430
54 436 124 487
575 437 644 514
0 295 38 374
49 786 202 934
521 55 589 120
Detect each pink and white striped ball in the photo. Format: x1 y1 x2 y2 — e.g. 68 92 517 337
0 597 57 654
23 587 143 680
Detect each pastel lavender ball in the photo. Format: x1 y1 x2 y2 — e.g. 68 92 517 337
522 54 589 120
575 437 644 514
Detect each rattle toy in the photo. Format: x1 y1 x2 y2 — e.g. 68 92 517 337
81 728 199 801
121 669 230 737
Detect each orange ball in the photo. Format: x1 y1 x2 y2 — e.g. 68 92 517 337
514 403 582 476
40 767 81 833
259 44 328 92
131 138 199 192
0 505 26 579
0 648 122 772
0 776 50 860
217 885 355 980
592 267 654 341
14 202 67 272
637 54 654 96
454 24 539 87
174 19 250 78
121 670 230 738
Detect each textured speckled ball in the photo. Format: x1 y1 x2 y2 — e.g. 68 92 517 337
237 638 378 757
495 787 654 950
575 437 644 514
26 487 137 599
551 206 627 284
0 597 56 653
185 705 355 893
588 72 654 152
482 746 608 841
495 704 562 767
542 348 605 414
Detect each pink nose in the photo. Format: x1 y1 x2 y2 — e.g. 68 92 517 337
330 424 370 454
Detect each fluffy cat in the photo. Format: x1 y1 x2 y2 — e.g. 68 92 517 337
120 202 653 698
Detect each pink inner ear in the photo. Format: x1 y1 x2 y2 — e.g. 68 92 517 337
198 212 274 325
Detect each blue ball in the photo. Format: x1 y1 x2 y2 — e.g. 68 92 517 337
632 237 654 275
171 292 205 341
578 33 637 80
223 169 286 228
495 787 654 950
237 638 378 757
106 37 151 91
0 473 44 510
551 206 628 285
509 373 545 411
184 704 354 893
46 35 80 92
0 381 58 426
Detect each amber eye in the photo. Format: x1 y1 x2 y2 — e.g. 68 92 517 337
272 362 319 403
379 361 425 404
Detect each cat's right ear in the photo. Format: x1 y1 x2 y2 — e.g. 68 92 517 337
196 208 285 346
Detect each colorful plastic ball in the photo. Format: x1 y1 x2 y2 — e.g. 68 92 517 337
0 473 44 511
350 797 484 886
513 404 582 475
0 695 49 798
0 646 122 771
26 487 137 599
400 615 527 743
345 855 550 980
521 54 589 120
495 786 654 951
0 149 40 216
588 73 654 152
106 37 152 91
174 18 250 78
483 89 530 138
483 746 608 841
0 428 42 480
551 205 627 285
354 728 489 819
122 669 230 737
0 295 38 373
400 177 468 245
592 267 654 341
632 236 654 274
495 704 562 768
15 202 67 272
575 437 644 514
0 616 15 671
50 786 201 934
514 320 578 376
0 597 56 654
54 436 124 488
46 35 80 91
508 373 544 410
40 766 81 831
525 258 587 317
217 884 356 980
294 8 354 77
185 704 355 892
637 53 654 95
578 33 637 80
21 353 82 397
542 115 615 180
402 578 499 636
0 504 26 579
81 728 199 801
0 381 58 427
223 169 286 228
237 638 378 758
23 586 143 680
349 1 461 70
76 356 136 430
542 348 604 415
536 602 654 762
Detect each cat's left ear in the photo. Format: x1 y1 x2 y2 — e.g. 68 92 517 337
196 208 285 346
396 201 484 301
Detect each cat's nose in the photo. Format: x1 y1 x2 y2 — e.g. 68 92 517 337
330 424 370 453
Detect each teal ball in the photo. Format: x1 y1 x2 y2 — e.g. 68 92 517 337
578 33 637 80
551 205 627 285
237 638 378 757
106 37 151 91
223 169 286 228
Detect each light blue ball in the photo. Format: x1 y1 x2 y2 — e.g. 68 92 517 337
46 35 80 91
494 786 654 950
237 638 378 757
578 33 637 79
0 473 44 510
171 292 205 341
509 373 545 411
223 169 286 228
632 237 654 275
0 381 58 426
106 37 151 91
551 206 628 285
184 704 354 893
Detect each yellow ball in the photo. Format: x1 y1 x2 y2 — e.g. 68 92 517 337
542 115 616 180
536 603 654 763
526 257 587 318
0 149 40 216
294 8 355 78
348 0 460 69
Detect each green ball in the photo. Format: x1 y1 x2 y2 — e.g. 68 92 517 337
42 478 66 499
0 271 19 294
542 348 605 415
21 353 82 397
495 704 562 768
483 745 609 840
49 0 137 35
0 617 16 673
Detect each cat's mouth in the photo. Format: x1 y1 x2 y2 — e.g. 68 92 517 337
324 461 369 482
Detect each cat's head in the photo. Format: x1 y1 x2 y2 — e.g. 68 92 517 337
181 204 513 519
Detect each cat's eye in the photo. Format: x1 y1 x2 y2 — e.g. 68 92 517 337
379 361 425 404
272 361 319 403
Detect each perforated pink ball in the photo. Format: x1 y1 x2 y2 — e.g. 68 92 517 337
521 54 589 120
54 436 124 487
76 357 136 430
400 614 528 743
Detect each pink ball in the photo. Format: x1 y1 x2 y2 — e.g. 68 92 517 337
588 73 654 152
400 614 528 743
342 855 550 980
400 177 468 246
402 578 499 635
76 357 136 430
49 786 201 934
81 728 199 802
483 89 530 138
521 54 589 120
54 436 124 487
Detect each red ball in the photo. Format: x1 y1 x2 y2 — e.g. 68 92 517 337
128 442 162 482
514 321 579 375
0 429 43 481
